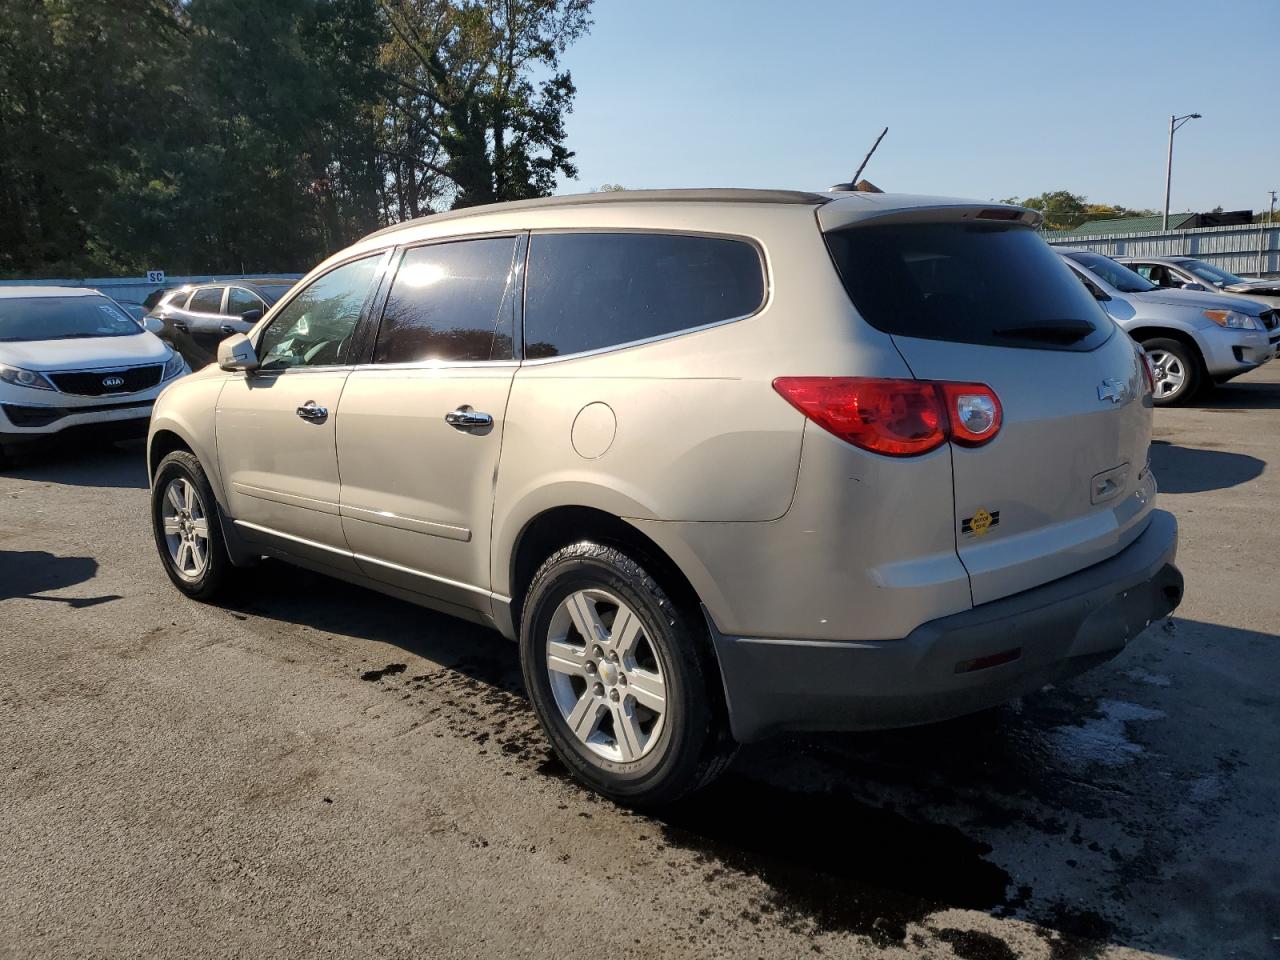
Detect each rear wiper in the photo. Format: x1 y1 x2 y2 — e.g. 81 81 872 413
991 321 1096 344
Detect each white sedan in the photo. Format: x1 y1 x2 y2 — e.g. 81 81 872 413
0 286 188 462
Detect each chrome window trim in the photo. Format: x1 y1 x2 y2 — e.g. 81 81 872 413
518 227 771 366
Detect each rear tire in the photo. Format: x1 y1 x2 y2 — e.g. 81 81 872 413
1141 337 1201 406
151 450 233 601
519 541 736 805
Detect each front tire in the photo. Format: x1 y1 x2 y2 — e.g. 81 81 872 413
520 541 735 805
1142 337 1201 406
151 450 233 601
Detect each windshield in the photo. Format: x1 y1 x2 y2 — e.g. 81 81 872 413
1183 260 1247 288
826 223 1111 351
0 295 142 342
1064 252 1156 293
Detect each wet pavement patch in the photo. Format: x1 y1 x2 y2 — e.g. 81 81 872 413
934 927 1019 960
654 774 1010 946
360 663 407 682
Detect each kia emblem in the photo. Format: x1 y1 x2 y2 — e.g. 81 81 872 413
102 375 125 389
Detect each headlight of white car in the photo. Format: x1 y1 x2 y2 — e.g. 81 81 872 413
161 351 187 380
1203 309 1260 331
0 363 56 391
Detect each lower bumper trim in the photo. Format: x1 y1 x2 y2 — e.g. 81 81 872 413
707 509 1182 742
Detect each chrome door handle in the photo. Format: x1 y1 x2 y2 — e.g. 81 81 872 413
296 401 328 421
220 324 236 335
444 405 493 430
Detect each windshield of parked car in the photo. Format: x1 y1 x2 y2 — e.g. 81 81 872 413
1063 252 1156 293
1182 260 1247 288
826 223 1112 351
0 295 142 341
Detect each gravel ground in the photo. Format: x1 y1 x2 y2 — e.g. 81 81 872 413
2 365 1278 960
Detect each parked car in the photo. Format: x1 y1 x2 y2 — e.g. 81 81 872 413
1 287 188 463
1057 250 1278 405
1117 255 1280 311
147 190 1183 803
146 279 296 369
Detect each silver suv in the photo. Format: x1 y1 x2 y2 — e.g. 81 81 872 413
1058 249 1278 404
147 190 1183 803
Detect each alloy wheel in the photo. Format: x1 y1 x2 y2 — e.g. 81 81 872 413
1146 348 1186 400
160 477 210 581
545 588 667 763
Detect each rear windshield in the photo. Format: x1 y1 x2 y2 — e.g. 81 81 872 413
826 223 1113 351
0 295 141 342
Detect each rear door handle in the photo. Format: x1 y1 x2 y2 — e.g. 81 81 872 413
444 405 493 430
172 320 188 333
296 401 328 422
220 324 236 335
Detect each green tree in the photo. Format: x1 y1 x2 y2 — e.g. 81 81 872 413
379 0 591 210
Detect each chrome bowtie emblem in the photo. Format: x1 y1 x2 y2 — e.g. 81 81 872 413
1097 378 1125 403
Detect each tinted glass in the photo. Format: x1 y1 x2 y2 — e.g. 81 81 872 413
1063 251 1156 293
523 233 764 359
827 223 1111 351
374 237 517 364
226 287 264 316
257 255 381 370
0 295 141 341
256 283 294 303
189 287 224 312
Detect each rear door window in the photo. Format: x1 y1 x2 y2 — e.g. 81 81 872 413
523 232 765 359
826 223 1112 351
373 237 518 364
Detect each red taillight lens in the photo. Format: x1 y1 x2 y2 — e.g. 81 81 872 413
1139 351 1156 395
772 377 947 456
772 377 1001 456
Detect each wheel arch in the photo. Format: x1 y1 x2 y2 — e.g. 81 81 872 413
1127 325 1208 373
507 505 706 639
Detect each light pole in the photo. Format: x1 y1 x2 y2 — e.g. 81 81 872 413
1163 112 1201 230
1259 190 1277 277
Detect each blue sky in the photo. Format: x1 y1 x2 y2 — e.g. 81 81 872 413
559 0 1280 214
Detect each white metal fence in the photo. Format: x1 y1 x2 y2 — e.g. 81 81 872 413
1045 222 1280 278
0 273 304 306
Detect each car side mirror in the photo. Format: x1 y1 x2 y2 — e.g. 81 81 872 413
218 333 259 372
1183 282 1206 292
239 308 264 323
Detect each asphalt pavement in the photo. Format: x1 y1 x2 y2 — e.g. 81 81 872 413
2 366 1278 960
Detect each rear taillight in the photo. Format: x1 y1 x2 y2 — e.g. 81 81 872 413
1139 350 1156 395
771 377 1002 457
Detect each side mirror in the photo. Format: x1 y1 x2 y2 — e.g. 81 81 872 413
218 333 259 372
1183 282 1206 292
240 308 263 324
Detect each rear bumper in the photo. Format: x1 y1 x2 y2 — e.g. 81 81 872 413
708 509 1182 742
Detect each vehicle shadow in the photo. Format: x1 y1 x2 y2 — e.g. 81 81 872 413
228 560 1278 959
0 549 121 607
1149 439 1264 493
0 438 148 490
1196 379 1280 410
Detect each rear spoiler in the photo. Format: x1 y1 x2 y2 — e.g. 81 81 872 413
817 196 1042 232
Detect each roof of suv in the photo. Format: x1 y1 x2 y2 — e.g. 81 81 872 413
359 189 1040 243
0 285 103 299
